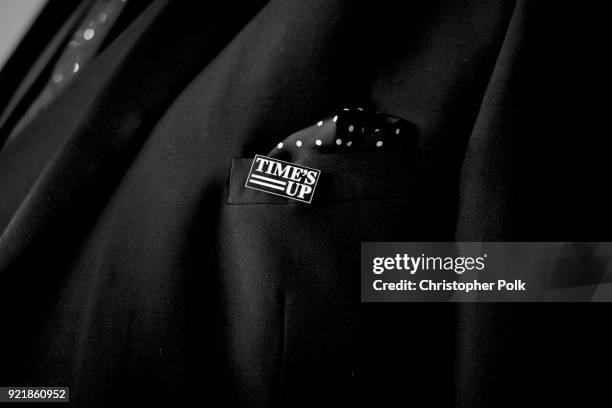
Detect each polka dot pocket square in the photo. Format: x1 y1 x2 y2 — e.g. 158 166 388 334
267 108 418 162
228 108 422 205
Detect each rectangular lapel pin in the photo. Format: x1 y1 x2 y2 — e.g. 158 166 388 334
245 154 321 203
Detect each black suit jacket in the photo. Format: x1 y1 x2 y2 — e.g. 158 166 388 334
0 1 609 406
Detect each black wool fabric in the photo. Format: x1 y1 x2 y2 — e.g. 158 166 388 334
0 1 609 407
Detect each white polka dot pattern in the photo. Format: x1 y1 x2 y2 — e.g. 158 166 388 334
265 107 417 161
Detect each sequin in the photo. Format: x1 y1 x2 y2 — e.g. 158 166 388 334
83 28 95 40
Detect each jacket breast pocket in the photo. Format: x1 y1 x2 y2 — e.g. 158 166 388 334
216 149 427 402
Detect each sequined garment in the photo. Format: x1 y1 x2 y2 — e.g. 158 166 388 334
10 0 128 137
